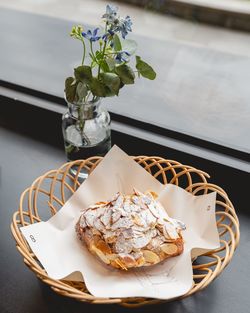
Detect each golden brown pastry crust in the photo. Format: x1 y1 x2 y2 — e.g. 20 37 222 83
76 189 185 270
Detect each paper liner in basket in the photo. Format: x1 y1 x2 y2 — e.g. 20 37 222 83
21 146 220 300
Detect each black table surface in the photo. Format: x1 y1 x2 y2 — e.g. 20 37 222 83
0 123 250 313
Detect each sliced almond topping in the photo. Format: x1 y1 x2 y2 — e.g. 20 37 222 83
160 243 178 255
115 236 133 254
133 214 144 226
93 218 105 232
123 228 134 239
130 204 141 213
144 211 157 227
103 231 117 243
168 217 186 231
142 250 160 264
90 245 110 264
113 194 124 208
133 188 142 196
115 259 127 270
141 195 152 205
110 260 120 269
123 200 131 213
83 228 94 245
111 217 133 230
147 235 164 250
95 206 106 218
163 222 179 239
148 204 160 218
91 228 101 236
132 195 140 205
85 210 96 227
136 256 145 267
120 254 136 268
79 215 87 228
107 253 119 261
111 209 122 224
132 235 151 249
146 191 158 199
95 240 111 254
132 251 143 260
110 192 119 203
100 208 112 227
96 201 108 205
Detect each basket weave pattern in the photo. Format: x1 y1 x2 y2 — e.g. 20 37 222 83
11 156 240 306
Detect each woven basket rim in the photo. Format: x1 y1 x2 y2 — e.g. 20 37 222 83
11 155 240 307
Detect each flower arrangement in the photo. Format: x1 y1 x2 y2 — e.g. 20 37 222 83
65 4 156 103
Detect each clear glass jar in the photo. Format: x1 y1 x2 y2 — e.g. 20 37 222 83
62 98 111 179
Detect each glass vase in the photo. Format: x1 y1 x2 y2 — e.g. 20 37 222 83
62 98 111 179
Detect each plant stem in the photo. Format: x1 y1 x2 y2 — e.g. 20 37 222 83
90 41 95 60
77 104 91 146
85 91 91 102
81 39 86 65
78 104 84 132
97 22 108 78
97 40 107 78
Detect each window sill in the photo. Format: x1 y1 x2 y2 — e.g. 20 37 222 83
116 0 250 31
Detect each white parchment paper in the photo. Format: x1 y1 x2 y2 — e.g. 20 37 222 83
21 146 220 299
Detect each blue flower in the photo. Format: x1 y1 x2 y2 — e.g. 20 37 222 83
82 28 101 42
121 16 132 38
115 51 131 63
102 4 118 23
102 29 115 42
114 16 132 39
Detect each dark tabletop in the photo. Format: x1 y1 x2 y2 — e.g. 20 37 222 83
0 123 250 313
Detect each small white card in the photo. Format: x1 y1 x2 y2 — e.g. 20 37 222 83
21 146 219 299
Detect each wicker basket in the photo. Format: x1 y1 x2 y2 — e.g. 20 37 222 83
11 156 240 307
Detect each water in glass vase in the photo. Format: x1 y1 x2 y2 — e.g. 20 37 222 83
65 136 111 161
64 136 111 180
62 98 111 180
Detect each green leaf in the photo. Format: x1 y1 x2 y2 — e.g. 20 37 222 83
106 58 116 71
115 64 135 85
91 60 98 68
135 56 156 80
95 50 110 72
122 39 137 55
76 82 88 102
119 81 125 90
100 72 121 96
65 77 77 102
90 77 107 97
95 50 102 61
113 34 122 52
74 65 92 82
99 60 110 73
135 56 141 64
